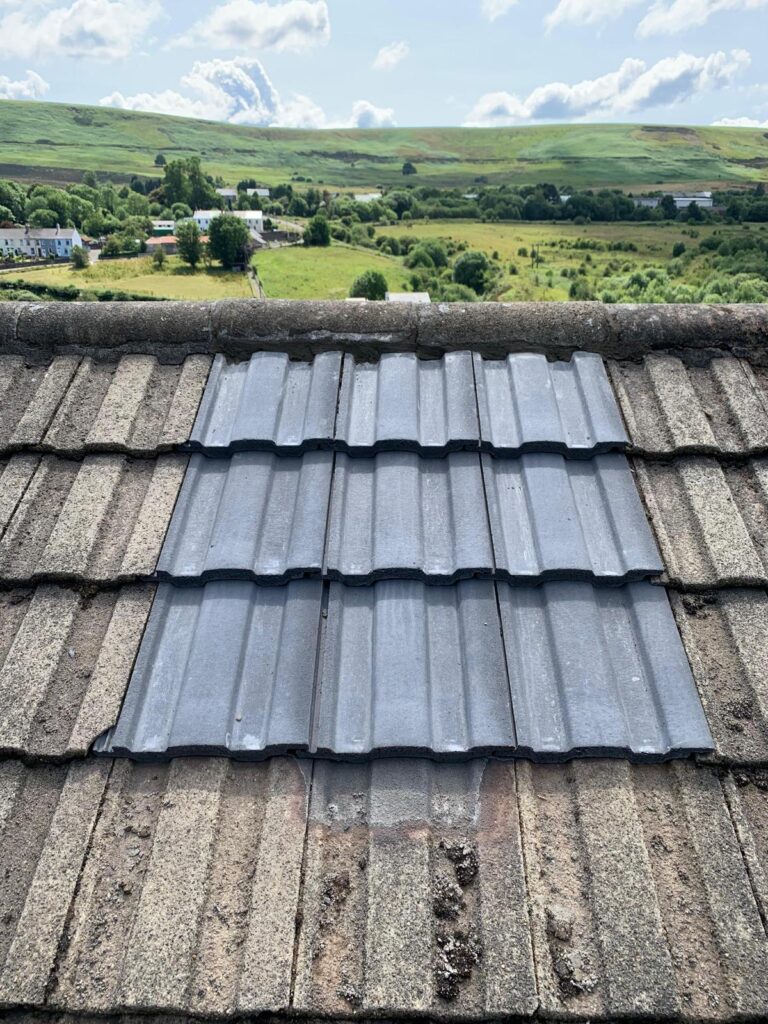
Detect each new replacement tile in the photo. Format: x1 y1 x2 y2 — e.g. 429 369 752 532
98 580 323 758
335 351 479 453
156 451 333 582
101 579 712 761
482 452 662 581
189 351 342 452
474 351 628 455
324 451 493 582
313 580 515 757
500 581 713 760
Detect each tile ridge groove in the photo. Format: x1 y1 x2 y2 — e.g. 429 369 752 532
511 762 543 1019
721 771 768 937
42 758 115 1005
288 757 316 1009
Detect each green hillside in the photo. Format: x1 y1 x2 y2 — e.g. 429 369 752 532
0 99 767 190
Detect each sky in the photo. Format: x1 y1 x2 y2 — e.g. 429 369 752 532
0 0 767 129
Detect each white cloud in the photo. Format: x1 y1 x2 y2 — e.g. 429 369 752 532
465 49 750 124
712 115 768 126
545 0 644 30
0 68 49 99
101 57 396 128
347 99 396 128
637 0 768 36
175 0 329 52
481 0 519 19
0 0 161 60
372 40 409 71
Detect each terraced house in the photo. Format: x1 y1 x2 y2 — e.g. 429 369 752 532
0 299 767 1024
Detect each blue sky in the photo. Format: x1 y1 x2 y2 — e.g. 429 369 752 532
0 0 767 128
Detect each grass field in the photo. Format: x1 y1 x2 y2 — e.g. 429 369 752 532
2 256 252 299
253 244 405 299
1 100 767 190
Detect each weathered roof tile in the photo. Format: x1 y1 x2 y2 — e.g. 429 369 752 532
610 355 768 456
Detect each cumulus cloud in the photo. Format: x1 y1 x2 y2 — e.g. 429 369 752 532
465 49 750 124
545 0 644 30
0 0 161 60
481 0 519 18
101 56 396 128
347 99 396 128
712 115 768 126
372 40 409 71
0 68 49 99
175 0 329 52
637 0 768 36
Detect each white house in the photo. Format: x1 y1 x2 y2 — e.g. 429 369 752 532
673 192 714 210
215 188 237 202
354 192 383 204
0 225 82 259
246 187 270 198
151 219 175 236
192 209 264 234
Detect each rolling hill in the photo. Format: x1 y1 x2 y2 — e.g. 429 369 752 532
0 99 767 191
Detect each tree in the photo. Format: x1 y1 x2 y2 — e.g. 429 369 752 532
70 245 89 269
402 161 417 175
176 219 203 269
453 251 490 294
350 270 388 300
28 208 59 229
154 153 167 167
660 194 677 219
303 213 331 247
152 247 167 269
685 200 703 222
672 242 686 258
208 213 251 269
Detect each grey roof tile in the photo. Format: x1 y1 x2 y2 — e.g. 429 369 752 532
520 760 768 1020
0 585 154 759
610 355 768 456
189 351 341 453
0 453 186 584
474 351 627 455
156 451 333 582
0 355 210 455
102 579 711 762
335 351 479 453
483 452 662 581
100 580 324 758
324 452 494 582
314 580 515 756
671 589 768 765
500 581 713 760
636 456 768 587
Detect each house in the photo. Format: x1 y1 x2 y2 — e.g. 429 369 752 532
353 191 383 203
216 188 237 200
145 235 178 255
1 299 768 1024
634 196 661 208
0 224 82 259
192 209 264 234
150 219 175 236
246 187 270 198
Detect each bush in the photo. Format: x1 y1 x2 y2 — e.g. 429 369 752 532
672 242 686 258
304 213 331 247
152 247 167 269
70 246 89 270
350 270 388 301
453 251 490 294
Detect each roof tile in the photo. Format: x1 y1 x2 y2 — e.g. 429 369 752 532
636 457 768 587
0 355 210 456
475 351 627 455
0 454 186 584
610 355 768 456
0 585 154 759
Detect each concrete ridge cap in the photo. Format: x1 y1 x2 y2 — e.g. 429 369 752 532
1 300 767 364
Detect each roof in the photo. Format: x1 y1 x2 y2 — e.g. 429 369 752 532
0 300 768 1022
1 227 79 239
